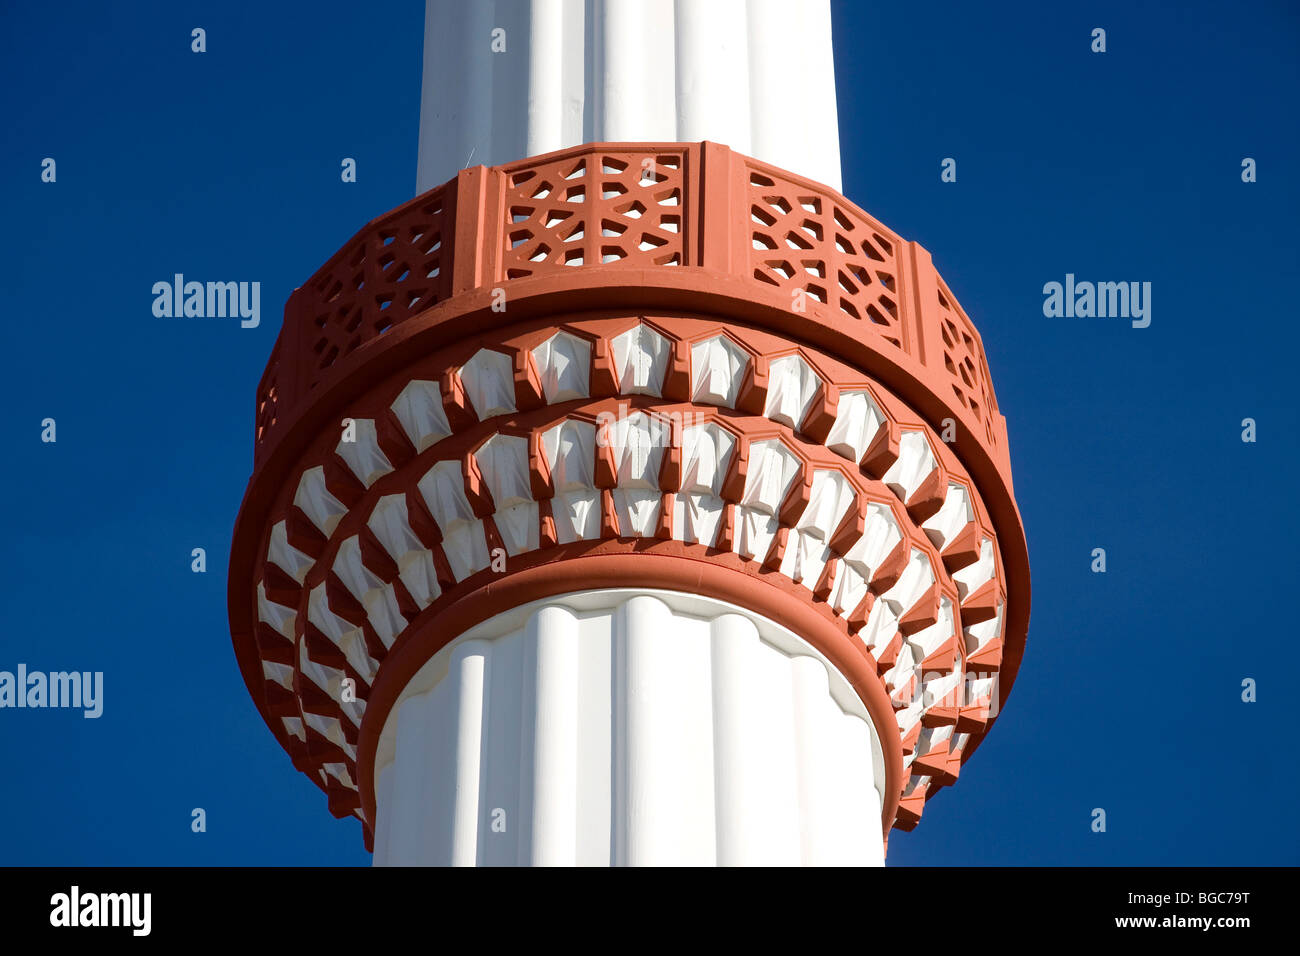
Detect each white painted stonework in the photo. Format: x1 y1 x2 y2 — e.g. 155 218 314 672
417 0 843 193
259 349 1002 826
260 343 1004 829
371 589 886 866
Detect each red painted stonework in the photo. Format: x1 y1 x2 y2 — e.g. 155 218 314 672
229 142 1030 850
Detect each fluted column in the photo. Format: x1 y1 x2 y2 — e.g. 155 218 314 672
416 0 843 193
371 589 885 866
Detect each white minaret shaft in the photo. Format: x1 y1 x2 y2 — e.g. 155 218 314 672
416 0 843 193
372 591 886 866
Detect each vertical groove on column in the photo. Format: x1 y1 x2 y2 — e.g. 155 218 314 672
839 716 883 866
674 600 717 866
481 622 524 866
448 641 488 865
751 625 802 864
790 655 834 864
745 0 841 192
596 0 628 142
528 0 564 157
745 0 789 188
614 594 677 864
373 763 395 865
559 0 586 147
673 0 751 154
529 0 587 155
800 0 841 192
423 684 457 863
416 0 490 193
516 615 539 863
598 0 676 141
582 0 600 144
575 606 611 865
609 591 627 865
529 605 581 864
709 612 760 865
385 692 431 864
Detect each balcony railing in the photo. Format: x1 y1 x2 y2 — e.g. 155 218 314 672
253 142 1004 468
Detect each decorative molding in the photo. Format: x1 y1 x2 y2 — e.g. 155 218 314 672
230 144 1029 849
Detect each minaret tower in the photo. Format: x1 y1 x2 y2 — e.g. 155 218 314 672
229 0 1029 866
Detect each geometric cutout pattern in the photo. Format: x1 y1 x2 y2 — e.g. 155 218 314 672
501 150 685 277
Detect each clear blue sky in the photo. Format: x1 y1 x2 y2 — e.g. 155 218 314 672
0 0 1295 866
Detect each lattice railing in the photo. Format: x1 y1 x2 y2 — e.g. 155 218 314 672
500 148 687 276
746 163 905 351
254 143 1002 464
934 275 997 447
254 339 281 447
300 188 448 392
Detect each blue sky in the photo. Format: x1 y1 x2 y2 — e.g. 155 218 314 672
0 0 1296 866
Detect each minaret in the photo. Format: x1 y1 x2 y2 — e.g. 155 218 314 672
228 0 1029 866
